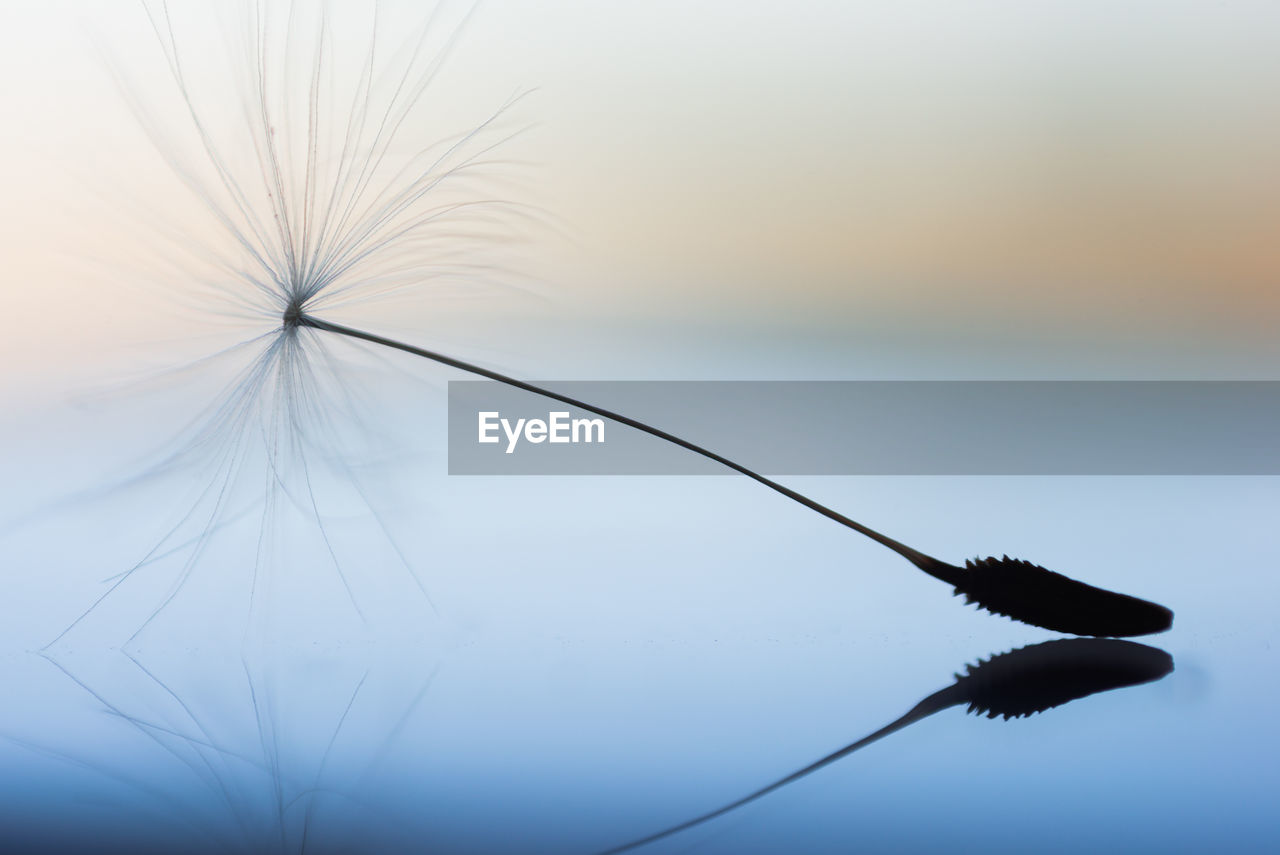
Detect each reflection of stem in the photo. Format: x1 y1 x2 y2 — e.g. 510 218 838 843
592 638 1173 855
596 692 952 855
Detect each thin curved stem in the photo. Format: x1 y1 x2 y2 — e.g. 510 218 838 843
297 313 962 586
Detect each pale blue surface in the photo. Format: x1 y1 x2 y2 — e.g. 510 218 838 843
0 322 1276 854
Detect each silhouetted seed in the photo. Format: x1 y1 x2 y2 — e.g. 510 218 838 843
104 3 1173 641
590 638 1174 855
955 556 1174 638
299 314 1175 638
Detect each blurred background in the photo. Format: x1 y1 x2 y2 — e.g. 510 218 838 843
0 1 1276 853
4 0 1280 394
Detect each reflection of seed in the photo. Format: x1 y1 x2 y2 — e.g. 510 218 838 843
592 639 1175 855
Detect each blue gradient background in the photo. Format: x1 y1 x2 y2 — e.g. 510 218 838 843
2 1 1278 853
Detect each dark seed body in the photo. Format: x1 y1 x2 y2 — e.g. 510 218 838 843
956 556 1174 637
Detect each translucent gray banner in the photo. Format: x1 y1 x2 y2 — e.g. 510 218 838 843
447 381 1279 475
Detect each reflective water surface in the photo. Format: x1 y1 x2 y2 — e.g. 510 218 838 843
2 337 1275 853
2 2 1278 851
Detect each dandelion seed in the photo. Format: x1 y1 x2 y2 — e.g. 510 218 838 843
67 0 1171 645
